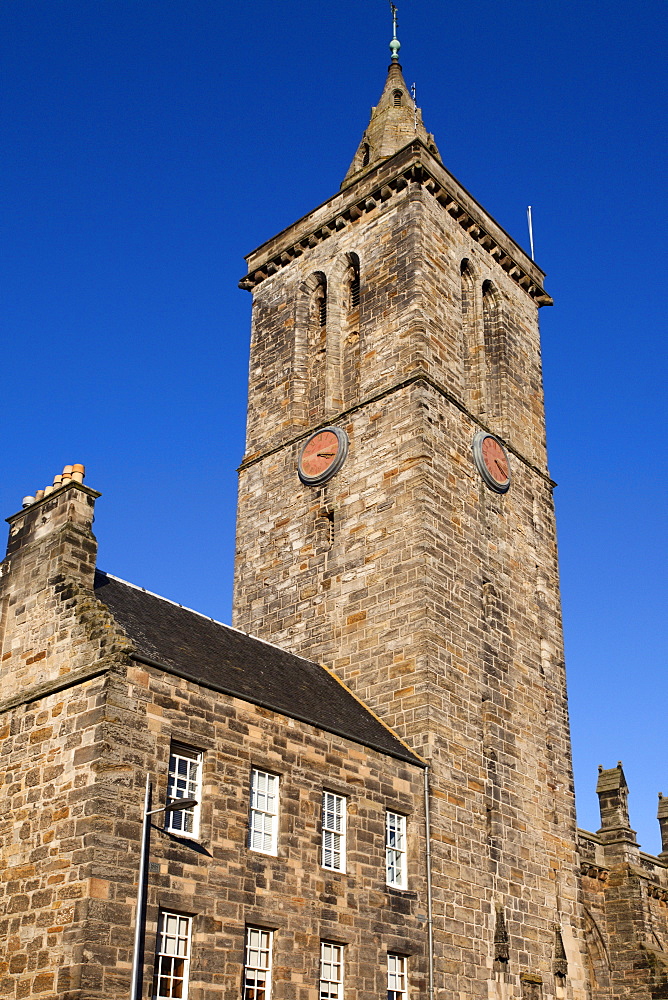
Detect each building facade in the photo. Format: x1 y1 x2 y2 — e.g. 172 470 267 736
1 46 667 1000
0 470 429 1000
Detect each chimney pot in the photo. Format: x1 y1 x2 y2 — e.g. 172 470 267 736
34 490 45 501
22 497 35 508
52 475 62 487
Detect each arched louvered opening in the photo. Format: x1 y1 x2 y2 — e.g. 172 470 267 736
393 89 402 107
460 259 483 416
302 272 328 423
318 284 327 327
345 253 360 314
362 142 371 167
342 253 361 406
482 279 505 427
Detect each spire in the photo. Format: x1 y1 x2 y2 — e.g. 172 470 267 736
341 11 440 188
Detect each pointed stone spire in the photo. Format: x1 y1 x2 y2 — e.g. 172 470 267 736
596 761 632 834
658 793 668 860
341 15 440 188
595 762 639 863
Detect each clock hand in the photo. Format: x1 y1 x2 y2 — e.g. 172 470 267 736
317 451 336 459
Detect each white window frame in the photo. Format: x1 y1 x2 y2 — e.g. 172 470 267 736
322 791 346 872
320 941 344 1000
387 954 407 1000
243 926 273 1000
153 910 192 1000
249 768 279 855
386 811 407 889
165 744 202 838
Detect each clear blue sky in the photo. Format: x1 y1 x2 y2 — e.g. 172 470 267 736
2 1 666 851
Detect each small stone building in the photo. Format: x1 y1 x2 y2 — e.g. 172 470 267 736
0 474 428 999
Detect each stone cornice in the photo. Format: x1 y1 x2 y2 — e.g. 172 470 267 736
5 481 101 525
581 861 610 881
239 369 556 488
239 140 552 307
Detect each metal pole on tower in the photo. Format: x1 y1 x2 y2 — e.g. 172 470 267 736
527 205 535 260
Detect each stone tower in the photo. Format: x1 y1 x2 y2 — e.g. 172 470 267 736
234 42 590 1000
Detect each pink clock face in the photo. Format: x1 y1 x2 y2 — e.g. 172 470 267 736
481 436 509 485
299 430 341 480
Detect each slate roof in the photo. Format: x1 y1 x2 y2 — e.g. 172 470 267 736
94 570 422 766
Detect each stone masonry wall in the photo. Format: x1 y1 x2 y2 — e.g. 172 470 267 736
579 830 668 999
0 483 138 998
1 656 428 1000
0 672 112 999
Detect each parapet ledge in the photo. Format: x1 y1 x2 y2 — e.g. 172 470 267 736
640 850 668 873
578 827 604 844
239 140 551 307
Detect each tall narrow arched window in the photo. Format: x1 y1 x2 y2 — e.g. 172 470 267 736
345 253 360 315
460 259 482 416
393 89 403 107
362 143 371 167
304 272 328 423
342 253 361 407
482 279 505 427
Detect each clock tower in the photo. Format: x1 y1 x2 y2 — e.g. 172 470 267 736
233 36 590 1000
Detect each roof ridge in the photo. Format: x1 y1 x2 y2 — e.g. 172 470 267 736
95 569 322 667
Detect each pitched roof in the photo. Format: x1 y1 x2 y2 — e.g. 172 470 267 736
94 570 422 767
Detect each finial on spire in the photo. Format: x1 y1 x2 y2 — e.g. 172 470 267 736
389 2 400 62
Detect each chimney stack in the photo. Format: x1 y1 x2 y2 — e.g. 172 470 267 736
0 465 101 704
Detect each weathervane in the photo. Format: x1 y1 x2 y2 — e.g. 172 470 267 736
389 2 400 62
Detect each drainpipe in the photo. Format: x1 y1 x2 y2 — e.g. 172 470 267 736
424 766 434 1000
130 776 151 1000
